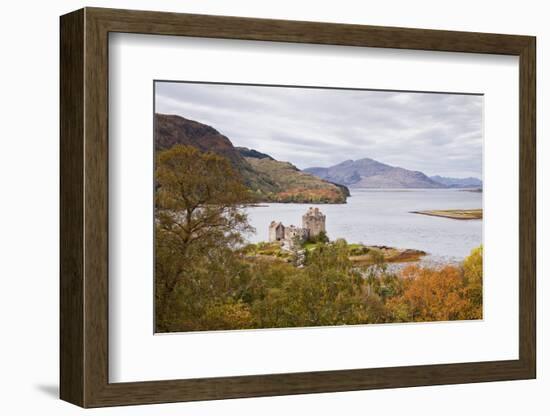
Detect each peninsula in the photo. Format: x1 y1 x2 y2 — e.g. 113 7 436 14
411 209 482 220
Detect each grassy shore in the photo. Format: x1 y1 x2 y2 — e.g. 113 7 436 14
242 241 426 265
348 246 426 265
411 209 482 220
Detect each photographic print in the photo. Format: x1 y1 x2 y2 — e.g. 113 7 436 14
154 81 483 333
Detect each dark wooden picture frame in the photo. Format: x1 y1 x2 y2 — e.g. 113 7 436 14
60 7 536 408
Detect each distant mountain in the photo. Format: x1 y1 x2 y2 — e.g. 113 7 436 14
429 175 482 189
155 114 348 203
304 158 444 189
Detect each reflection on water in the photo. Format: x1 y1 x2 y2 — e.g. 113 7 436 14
244 188 482 264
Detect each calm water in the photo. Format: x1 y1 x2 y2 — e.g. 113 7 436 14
244 189 482 264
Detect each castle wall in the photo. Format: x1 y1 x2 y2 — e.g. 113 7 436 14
269 208 326 248
269 222 285 242
285 225 308 242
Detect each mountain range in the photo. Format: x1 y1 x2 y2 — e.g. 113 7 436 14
304 159 481 189
428 175 482 188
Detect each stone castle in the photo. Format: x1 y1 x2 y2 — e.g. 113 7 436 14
269 207 326 248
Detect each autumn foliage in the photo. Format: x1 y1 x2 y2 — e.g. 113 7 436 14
388 264 479 322
155 145 483 332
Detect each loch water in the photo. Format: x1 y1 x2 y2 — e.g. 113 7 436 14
244 188 482 264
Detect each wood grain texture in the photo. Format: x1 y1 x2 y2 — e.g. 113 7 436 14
88 7 532 54
59 7 537 408
59 8 84 407
83 10 110 406
518 38 537 375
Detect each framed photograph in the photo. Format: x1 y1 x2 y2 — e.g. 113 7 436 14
60 7 536 408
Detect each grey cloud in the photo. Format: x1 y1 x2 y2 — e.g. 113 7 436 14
155 81 483 178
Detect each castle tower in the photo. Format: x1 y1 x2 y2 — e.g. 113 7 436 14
302 207 326 238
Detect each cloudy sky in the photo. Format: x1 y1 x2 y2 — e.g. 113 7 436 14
155 81 483 179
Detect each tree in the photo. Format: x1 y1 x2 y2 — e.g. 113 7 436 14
316 230 330 243
155 145 254 331
305 230 329 244
463 245 482 283
462 245 483 319
387 265 470 322
385 246 483 323
155 145 253 246
364 249 388 296
201 300 254 330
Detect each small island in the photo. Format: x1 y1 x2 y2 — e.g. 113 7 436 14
411 209 482 220
243 207 426 266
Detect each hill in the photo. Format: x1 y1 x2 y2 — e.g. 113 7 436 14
155 113 279 194
246 157 348 203
155 114 348 203
305 158 444 189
